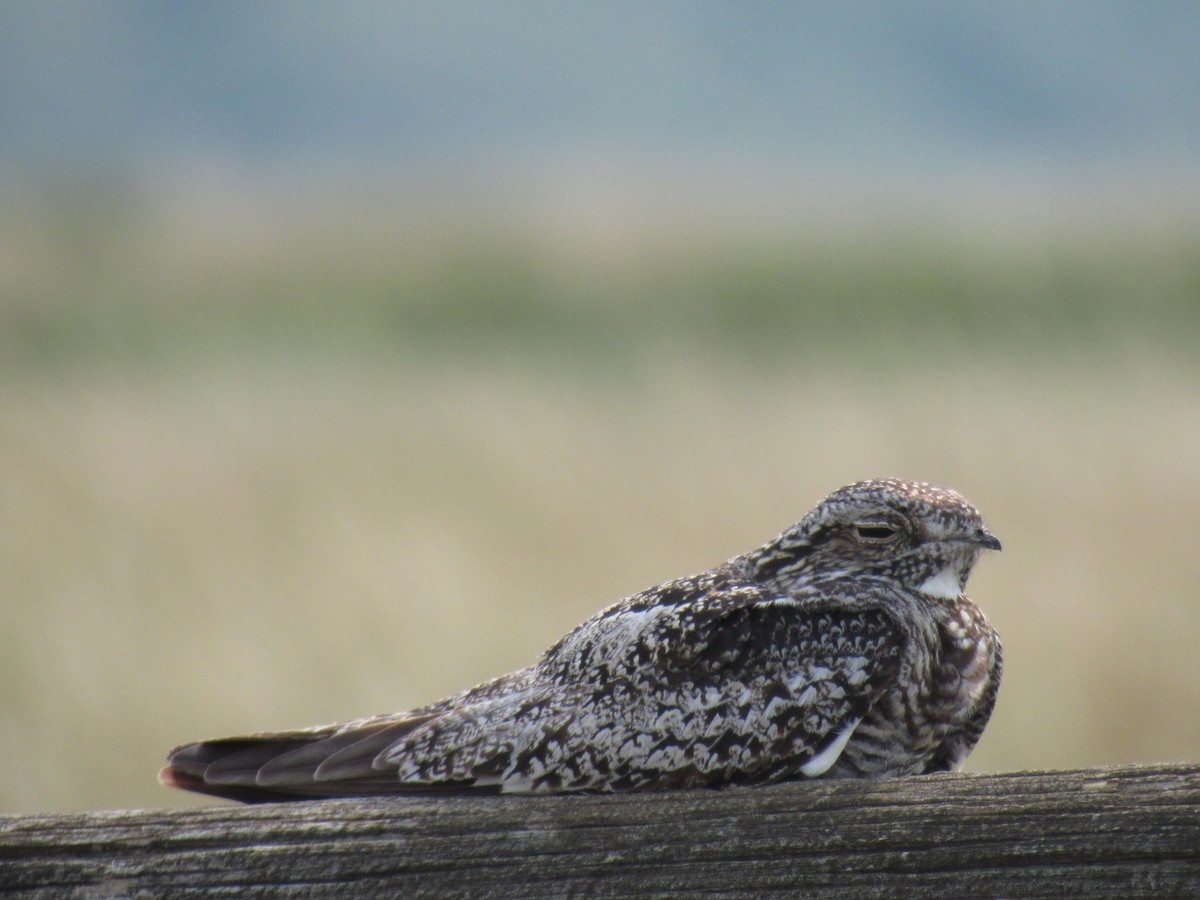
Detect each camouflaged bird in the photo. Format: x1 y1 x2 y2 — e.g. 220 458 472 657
161 478 1002 802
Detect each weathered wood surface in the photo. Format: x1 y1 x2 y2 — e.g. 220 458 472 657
1 764 1197 898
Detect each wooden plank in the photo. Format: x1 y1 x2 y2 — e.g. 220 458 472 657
1 764 1198 897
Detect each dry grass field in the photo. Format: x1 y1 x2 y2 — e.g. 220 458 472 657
2 182 1198 813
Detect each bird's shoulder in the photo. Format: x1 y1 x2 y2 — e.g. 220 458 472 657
541 559 906 683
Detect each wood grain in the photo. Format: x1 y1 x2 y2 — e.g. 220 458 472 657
1 764 1197 897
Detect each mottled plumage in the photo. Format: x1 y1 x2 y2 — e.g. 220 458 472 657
162 478 1002 802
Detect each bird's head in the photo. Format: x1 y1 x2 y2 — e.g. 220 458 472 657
751 479 1001 600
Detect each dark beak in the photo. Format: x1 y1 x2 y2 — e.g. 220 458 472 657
977 531 1002 552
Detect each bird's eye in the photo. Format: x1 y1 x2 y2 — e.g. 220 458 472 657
854 524 899 542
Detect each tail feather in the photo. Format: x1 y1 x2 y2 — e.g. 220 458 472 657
187 736 325 785
159 715 492 803
311 717 438 782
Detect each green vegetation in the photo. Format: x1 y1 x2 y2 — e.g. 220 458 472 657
3 184 1198 376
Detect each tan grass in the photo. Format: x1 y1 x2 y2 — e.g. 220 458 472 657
1 347 1198 813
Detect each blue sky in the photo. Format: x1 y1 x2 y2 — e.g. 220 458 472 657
1 2 1197 180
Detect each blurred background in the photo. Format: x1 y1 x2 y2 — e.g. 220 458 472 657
1 3 1198 814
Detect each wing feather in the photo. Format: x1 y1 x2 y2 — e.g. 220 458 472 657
162 571 903 799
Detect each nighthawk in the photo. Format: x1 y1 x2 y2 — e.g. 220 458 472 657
162 478 1002 802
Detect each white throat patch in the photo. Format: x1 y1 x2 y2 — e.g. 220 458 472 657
918 565 963 600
